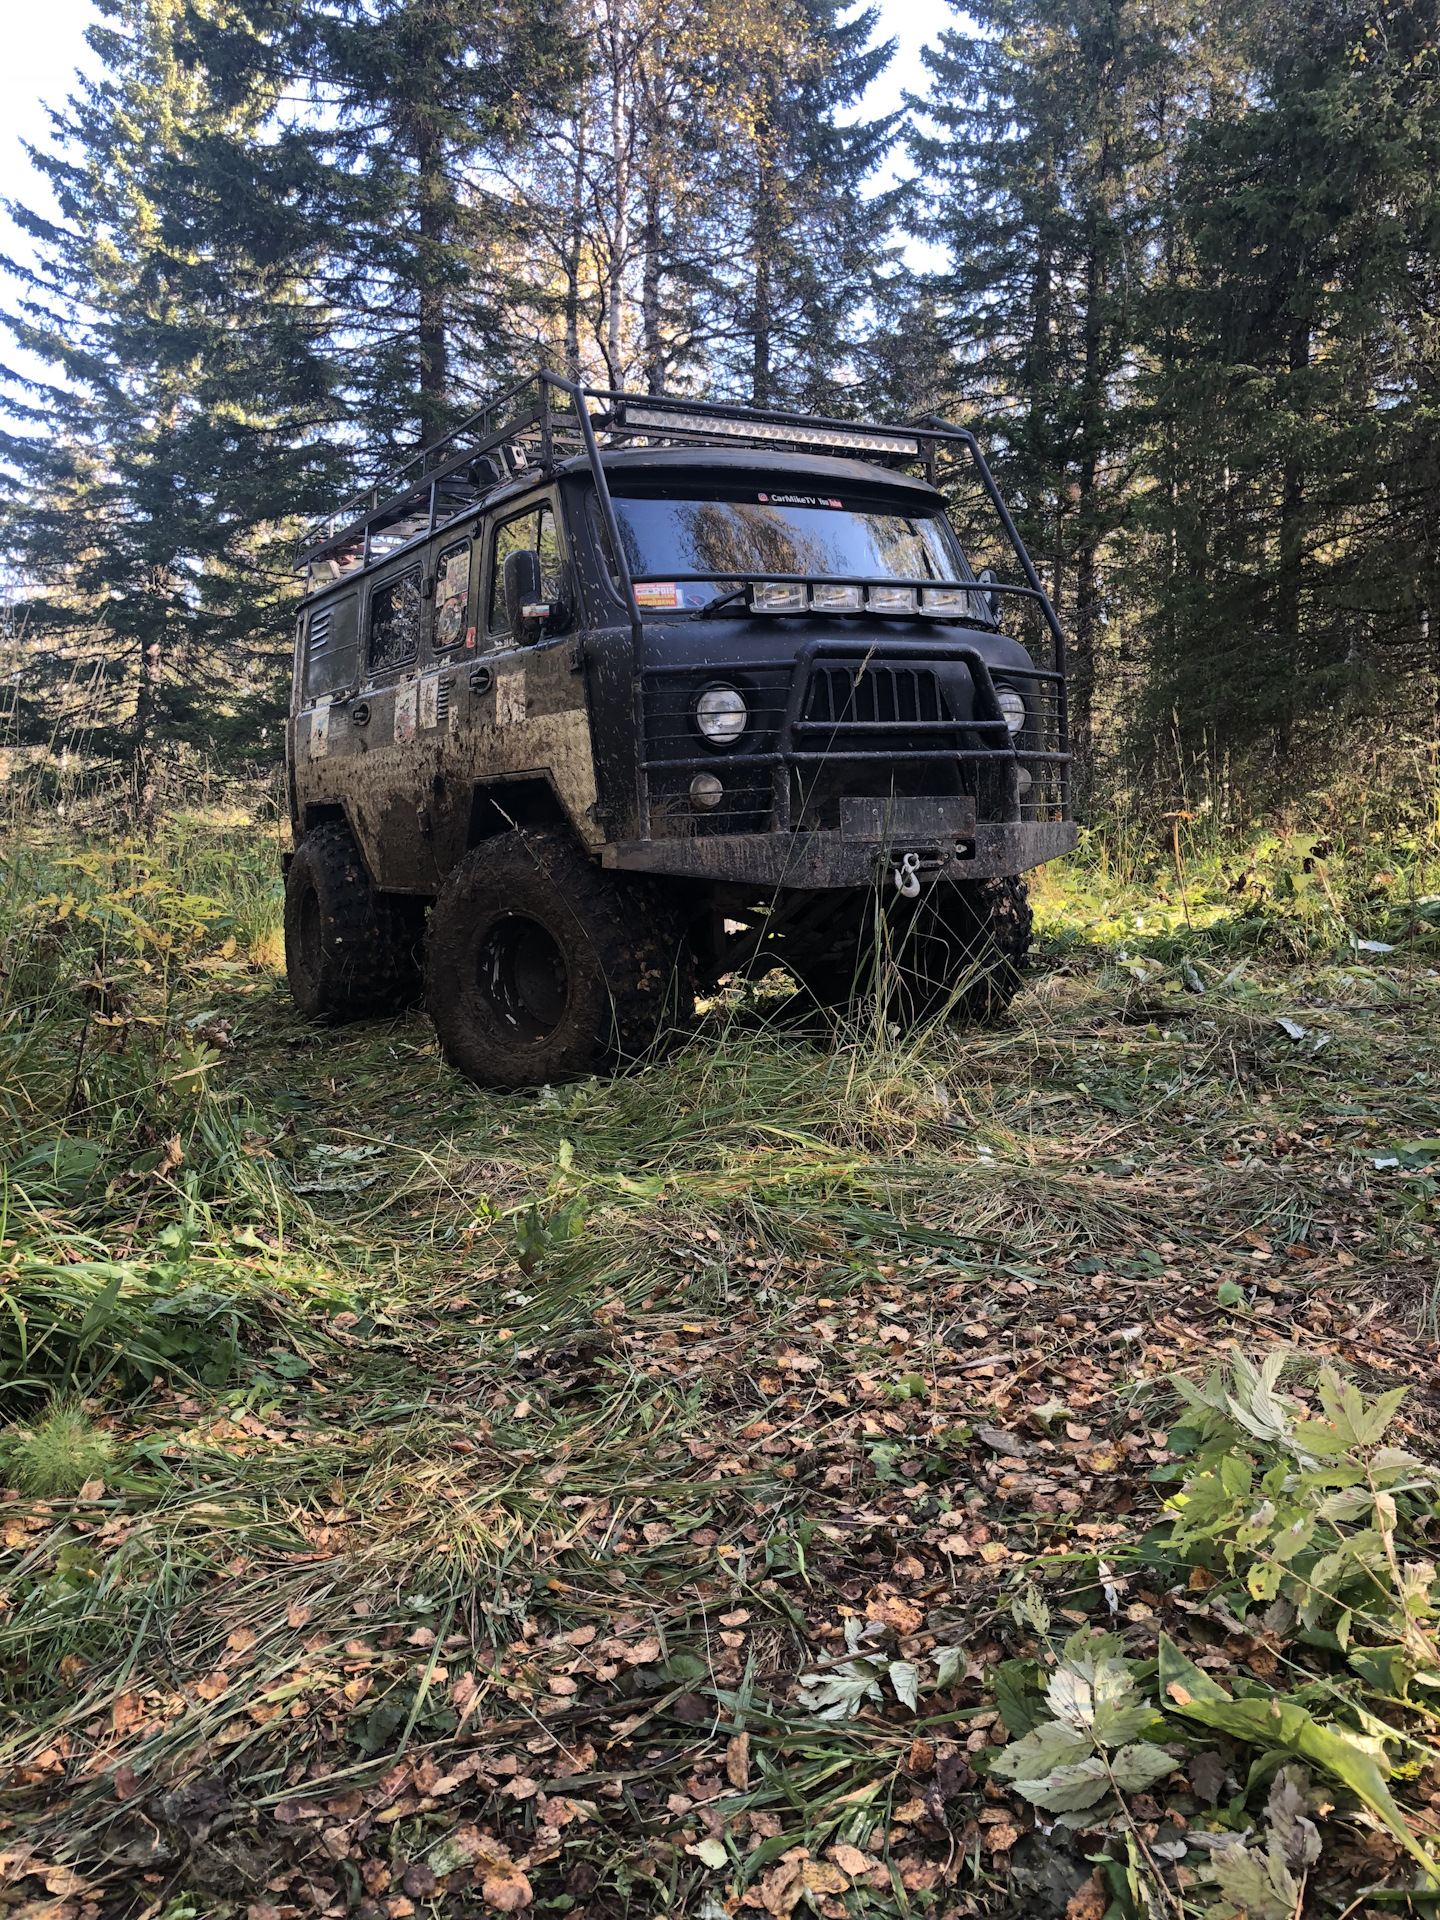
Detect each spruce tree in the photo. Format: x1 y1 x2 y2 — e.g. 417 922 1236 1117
0 0 343 801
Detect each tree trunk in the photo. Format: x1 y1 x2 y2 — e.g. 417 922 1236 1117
752 163 775 405
564 110 586 384
642 173 662 393
605 18 630 386
416 117 447 446
1071 239 1106 799
1276 319 1310 758
133 606 165 826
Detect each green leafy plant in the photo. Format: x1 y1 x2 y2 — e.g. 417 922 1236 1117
1187 1763 1321 1920
513 1194 587 1275
796 1618 921 1719
4 1398 112 1495
989 1627 1177 1823
1163 1350 1440 1677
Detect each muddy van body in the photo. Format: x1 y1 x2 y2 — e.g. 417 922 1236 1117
283 378 1075 1085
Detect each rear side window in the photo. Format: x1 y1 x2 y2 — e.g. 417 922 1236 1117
434 538 472 649
368 566 423 671
305 593 358 698
487 503 563 635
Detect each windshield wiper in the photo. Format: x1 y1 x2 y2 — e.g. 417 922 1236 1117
697 585 748 619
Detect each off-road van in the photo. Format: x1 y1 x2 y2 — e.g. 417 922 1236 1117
283 376 1075 1086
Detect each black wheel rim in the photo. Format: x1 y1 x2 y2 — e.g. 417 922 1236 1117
297 885 322 986
478 915 570 1042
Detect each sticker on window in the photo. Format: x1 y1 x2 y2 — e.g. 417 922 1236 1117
441 551 468 600
308 702 329 759
394 682 418 744
756 493 843 509
436 597 465 645
635 581 680 609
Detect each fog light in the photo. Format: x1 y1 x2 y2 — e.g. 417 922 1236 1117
811 582 863 612
690 772 724 810
1017 766 1033 795
867 584 916 614
996 688 1026 735
921 586 970 617
752 581 806 612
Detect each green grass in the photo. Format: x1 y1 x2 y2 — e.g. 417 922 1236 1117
2 778 1440 1918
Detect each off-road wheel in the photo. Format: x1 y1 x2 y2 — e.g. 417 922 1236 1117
426 829 695 1088
781 875 1032 1023
284 822 424 1021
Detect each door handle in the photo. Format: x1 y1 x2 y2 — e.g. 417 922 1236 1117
350 701 371 726
469 664 494 694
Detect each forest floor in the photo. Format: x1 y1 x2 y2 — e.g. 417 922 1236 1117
2 793 1440 1920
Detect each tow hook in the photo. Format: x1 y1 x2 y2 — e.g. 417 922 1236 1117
891 851 922 898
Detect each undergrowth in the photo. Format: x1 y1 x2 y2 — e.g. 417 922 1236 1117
1 769 1439 1919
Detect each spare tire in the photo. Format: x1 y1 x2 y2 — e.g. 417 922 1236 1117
426 828 694 1087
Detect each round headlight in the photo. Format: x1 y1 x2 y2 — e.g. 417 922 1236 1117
695 684 747 746
996 688 1025 736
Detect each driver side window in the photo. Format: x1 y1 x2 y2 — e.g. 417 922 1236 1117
486 502 564 639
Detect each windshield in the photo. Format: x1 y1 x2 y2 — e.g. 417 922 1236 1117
606 491 973 611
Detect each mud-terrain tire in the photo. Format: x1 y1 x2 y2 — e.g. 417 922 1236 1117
426 828 695 1088
284 822 424 1020
783 875 1032 1023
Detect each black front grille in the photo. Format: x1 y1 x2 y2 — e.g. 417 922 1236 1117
805 664 946 727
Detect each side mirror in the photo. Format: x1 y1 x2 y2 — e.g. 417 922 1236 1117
978 567 1000 621
503 549 547 646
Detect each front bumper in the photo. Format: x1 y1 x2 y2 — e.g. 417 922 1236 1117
601 818 1076 887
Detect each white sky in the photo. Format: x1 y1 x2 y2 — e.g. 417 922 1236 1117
0 0 945 399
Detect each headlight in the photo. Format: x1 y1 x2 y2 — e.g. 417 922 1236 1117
695 684 747 745
996 688 1026 736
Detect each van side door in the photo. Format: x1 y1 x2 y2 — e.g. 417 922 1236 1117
356 556 435 889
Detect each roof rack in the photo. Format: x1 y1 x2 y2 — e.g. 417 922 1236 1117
295 374 969 583
295 372 1070 839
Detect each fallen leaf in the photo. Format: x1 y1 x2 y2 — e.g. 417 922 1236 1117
828 1844 872 1877
286 1603 312 1629
866 1596 923 1635
1067 1871 1108 1920
111 1693 147 1735
726 1731 751 1790
622 1636 661 1666
982 1823 1019 1853
226 1626 258 1656
44 1866 90 1896
547 1675 577 1696
77 1479 104 1503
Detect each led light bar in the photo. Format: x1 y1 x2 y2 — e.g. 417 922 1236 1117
622 406 920 459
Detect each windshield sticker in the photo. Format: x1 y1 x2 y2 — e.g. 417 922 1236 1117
756 493 844 509
635 581 680 609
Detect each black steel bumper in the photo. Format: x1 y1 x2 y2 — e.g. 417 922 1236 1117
601 819 1076 887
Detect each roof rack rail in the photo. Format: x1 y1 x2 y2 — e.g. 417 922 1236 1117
295 374 977 581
